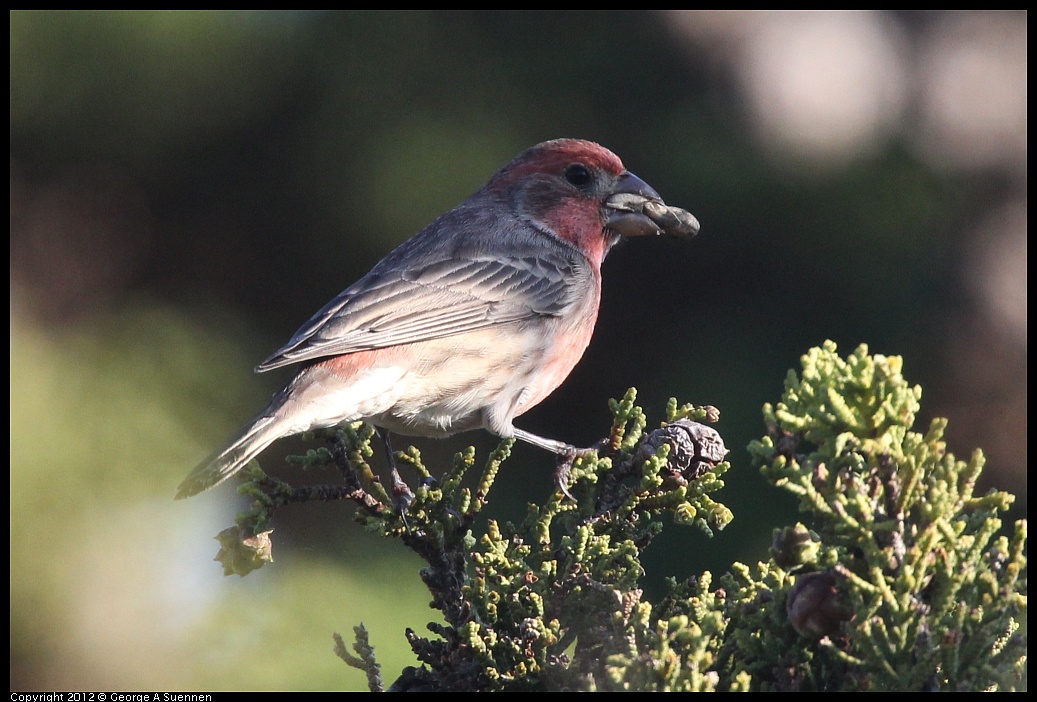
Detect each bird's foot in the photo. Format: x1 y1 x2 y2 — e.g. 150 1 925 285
553 444 601 501
376 428 415 516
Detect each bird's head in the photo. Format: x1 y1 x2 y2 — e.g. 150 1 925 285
487 138 699 264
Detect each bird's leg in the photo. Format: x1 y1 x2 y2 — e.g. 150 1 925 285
511 427 577 455
512 427 600 501
377 429 414 512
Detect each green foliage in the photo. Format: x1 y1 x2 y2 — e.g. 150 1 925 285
334 624 384 693
223 389 732 690
214 342 1025 691
744 341 1026 691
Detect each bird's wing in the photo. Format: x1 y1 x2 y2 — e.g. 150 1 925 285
256 249 582 371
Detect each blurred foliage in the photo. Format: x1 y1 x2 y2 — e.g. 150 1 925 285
9 306 430 690
10 10 1025 691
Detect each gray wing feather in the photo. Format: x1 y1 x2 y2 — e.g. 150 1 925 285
257 251 579 372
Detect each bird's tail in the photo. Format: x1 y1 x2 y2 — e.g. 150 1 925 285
175 413 284 499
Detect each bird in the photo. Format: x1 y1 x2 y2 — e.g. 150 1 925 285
176 138 698 499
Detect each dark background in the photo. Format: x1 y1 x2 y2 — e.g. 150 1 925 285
10 11 1025 691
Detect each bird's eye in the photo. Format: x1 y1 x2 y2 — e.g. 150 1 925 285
564 163 593 188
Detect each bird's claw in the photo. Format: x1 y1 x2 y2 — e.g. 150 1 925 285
554 454 576 501
553 445 599 501
390 473 415 514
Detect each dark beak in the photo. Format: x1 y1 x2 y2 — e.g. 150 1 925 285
605 171 700 239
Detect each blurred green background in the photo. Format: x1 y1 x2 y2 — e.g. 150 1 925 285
10 10 1026 691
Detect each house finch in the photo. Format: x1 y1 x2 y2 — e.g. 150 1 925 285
176 138 698 499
